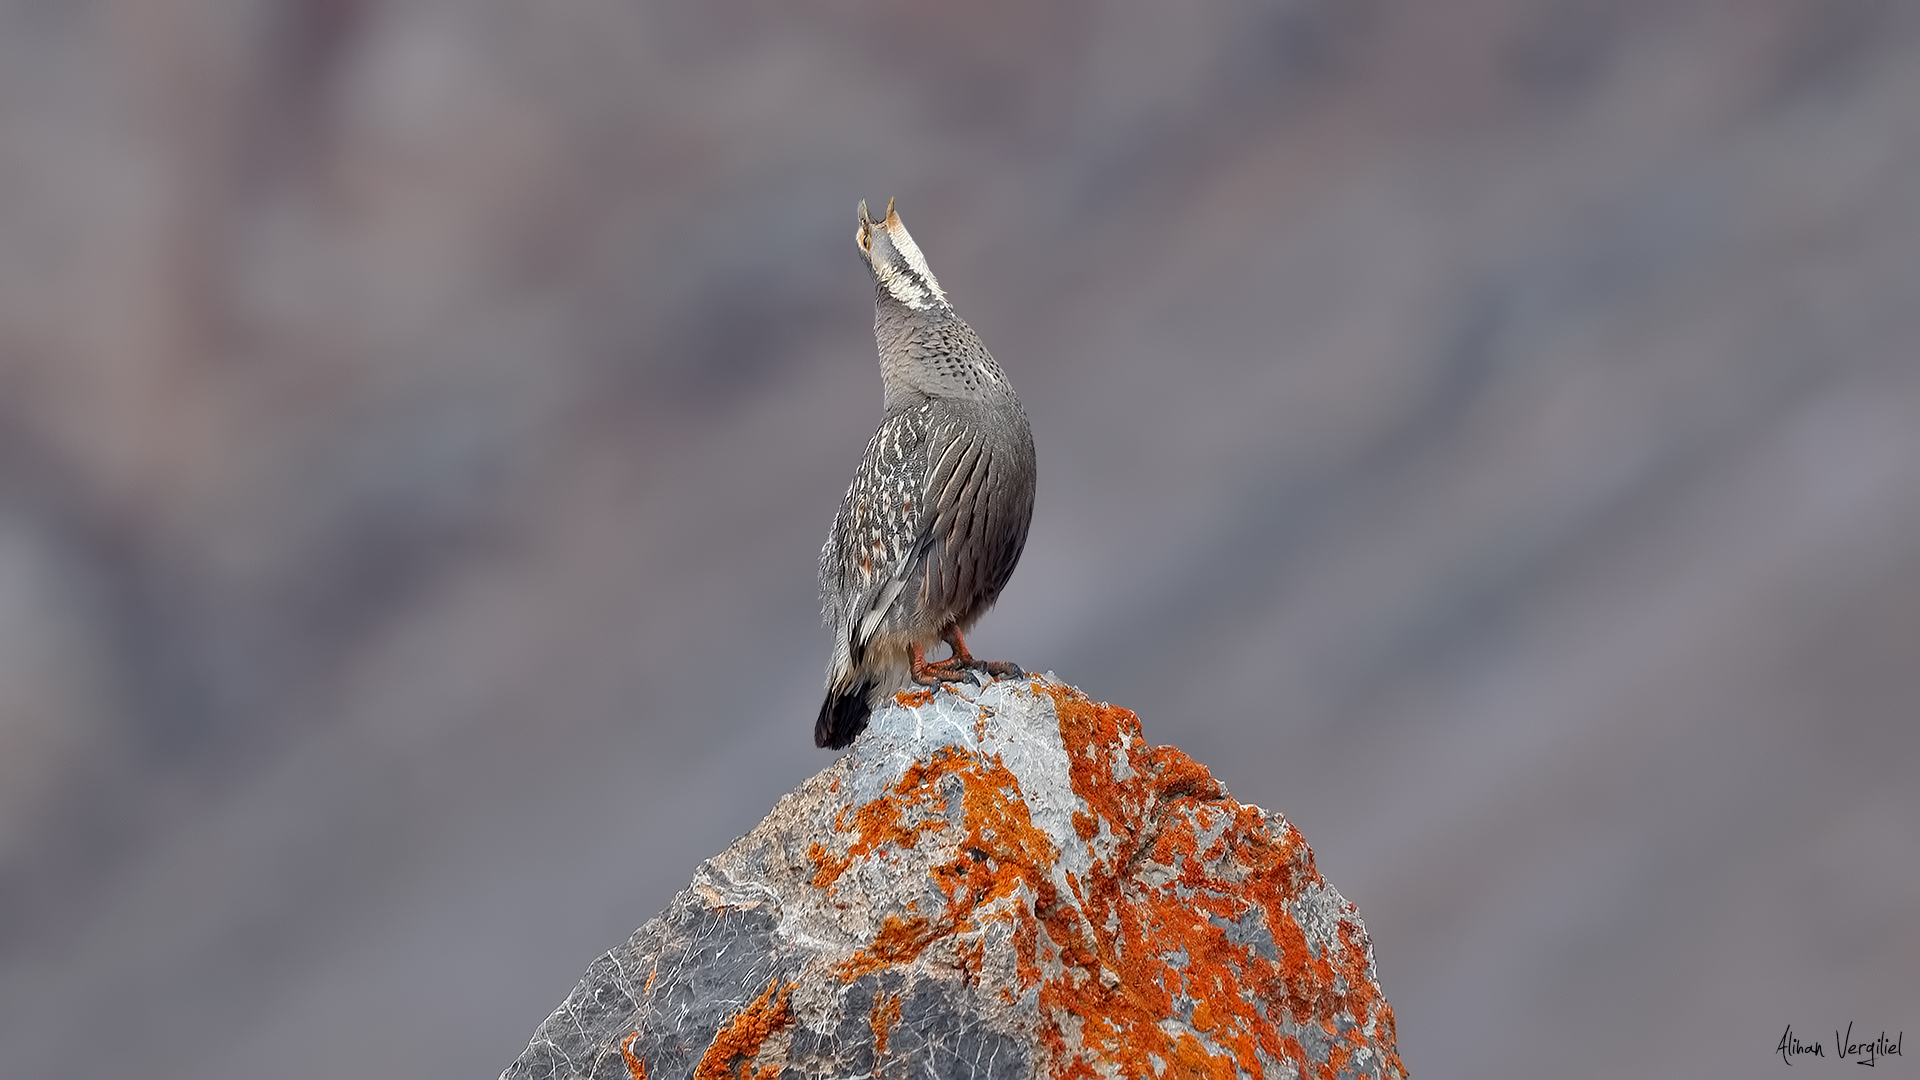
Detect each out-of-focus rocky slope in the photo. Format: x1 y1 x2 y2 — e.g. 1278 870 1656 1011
1 2 1915 1079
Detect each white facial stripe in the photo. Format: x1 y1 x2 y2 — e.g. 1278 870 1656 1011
874 259 934 310
883 222 946 306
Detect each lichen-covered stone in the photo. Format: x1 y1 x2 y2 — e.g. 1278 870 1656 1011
503 676 1406 1080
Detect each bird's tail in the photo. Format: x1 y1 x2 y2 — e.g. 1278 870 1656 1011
815 678 874 750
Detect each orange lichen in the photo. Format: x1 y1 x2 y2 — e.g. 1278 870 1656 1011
894 688 937 708
692 979 795 1080
973 703 994 741
869 988 902 1068
811 682 1405 1079
808 842 853 889
836 913 935 979
953 935 987 982
1071 810 1099 841
619 1031 649 1080
1038 683 1408 1080
818 743 1062 986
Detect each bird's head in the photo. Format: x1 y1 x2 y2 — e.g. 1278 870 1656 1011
857 199 948 312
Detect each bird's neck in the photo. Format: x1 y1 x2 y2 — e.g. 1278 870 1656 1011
875 306 1012 411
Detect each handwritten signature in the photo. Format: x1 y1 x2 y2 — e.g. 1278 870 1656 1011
1779 1023 1904 1066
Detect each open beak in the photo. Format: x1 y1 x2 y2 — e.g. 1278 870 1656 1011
856 197 897 255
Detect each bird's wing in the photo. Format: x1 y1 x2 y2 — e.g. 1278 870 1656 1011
916 410 1034 622
916 418 993 619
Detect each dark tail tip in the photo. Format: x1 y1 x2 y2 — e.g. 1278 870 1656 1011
815 680 874 749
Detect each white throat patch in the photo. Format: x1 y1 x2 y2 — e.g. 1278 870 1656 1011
876 220 946 311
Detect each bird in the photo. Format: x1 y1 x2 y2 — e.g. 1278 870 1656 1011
815 199 1036 750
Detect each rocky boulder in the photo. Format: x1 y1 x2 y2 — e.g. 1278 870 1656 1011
503 676 1405 1079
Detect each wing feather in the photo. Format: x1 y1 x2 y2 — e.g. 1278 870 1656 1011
921 421 992 620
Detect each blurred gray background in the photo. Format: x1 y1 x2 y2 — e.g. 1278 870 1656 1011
1 0 1916 1076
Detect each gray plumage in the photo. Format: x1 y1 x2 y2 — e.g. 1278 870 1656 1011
816 200 1036 749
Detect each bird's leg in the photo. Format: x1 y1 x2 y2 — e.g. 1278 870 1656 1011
910 642 973 686
940 626 1024 679
917 628 976 676
939 627 977 669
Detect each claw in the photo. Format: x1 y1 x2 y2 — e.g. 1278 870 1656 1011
927 628 1024 683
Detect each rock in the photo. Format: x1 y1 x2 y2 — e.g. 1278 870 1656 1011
503 676 1406 1080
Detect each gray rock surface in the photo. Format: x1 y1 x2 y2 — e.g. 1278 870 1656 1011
505 677 1403 1080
